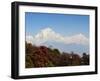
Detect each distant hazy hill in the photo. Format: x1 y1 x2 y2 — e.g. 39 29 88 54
42 41 89 56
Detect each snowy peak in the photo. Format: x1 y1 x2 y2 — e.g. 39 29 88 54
26 27 89 46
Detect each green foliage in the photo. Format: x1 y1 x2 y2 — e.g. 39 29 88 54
81 53 89 65
25 55 34 68
45 61 55 67
53 49 60 55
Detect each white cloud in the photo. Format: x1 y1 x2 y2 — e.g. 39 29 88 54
26 27 89 46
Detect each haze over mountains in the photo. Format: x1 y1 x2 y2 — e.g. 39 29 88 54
26 27 89 55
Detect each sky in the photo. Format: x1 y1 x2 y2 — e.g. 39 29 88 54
25 12 89 37
25 12 89 55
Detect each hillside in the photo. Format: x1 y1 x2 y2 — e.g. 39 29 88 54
25 42 89 68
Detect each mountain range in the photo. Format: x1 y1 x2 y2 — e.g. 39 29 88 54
26 27 89 55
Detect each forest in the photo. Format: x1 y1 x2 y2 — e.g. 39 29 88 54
25 42 89 68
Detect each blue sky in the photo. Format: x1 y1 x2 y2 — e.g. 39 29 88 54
25 12 89 37
25 12 89 55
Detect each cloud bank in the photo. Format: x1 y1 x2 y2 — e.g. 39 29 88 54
26 27 89 46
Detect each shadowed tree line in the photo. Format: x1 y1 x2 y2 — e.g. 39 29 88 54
25 42 89 68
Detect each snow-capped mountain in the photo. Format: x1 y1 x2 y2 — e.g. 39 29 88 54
26 27 89 46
